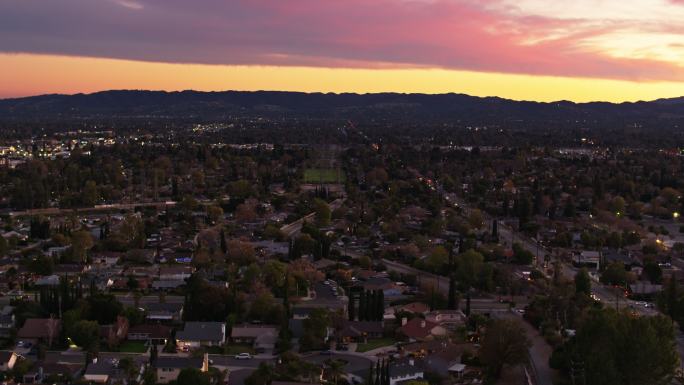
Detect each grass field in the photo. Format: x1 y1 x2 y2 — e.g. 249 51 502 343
117 341 148 353
208 343 256 355
304 168 346 183
355 338 396 353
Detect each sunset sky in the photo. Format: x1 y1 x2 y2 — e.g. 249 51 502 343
2 0 684 102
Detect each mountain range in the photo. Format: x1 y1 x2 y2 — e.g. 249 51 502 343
1 90 684 124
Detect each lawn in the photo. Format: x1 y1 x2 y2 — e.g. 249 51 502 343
304 168 346 184
118 341 148 353
218 343 256 355
355 338 396 353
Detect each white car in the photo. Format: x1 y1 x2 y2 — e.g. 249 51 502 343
234 353 252 360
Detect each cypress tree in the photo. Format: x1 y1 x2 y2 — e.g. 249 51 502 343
448 274 457 310
375 290 384 321
366 362 374 385
348 290 356 321
374 360 381 385
220 229 227 254
383 359 390 385
465 292 471 317
359 290 367 321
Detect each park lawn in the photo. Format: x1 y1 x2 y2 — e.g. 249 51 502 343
304 168 346 184
118 341 148 353
355 338 396 353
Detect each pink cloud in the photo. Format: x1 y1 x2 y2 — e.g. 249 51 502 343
0 0 682 81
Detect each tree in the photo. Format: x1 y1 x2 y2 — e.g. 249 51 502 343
87 293 124 324
575 268 591 296
245 362 273 385
324 359 347 385
300 308 330 351
455 249 484 289
177 368 210 385
468 209 484 229
314 199 331 227
643 261 663 284
70 230 94 263
207 205 224 224
348 290 357 321
375 290 385 321
81 180 99 207
424 246 449 272
480 319 531 379
601 262 628 286
512 243 534 265
566 309 678 385
0 236 8 257
447 275 458 310
69 320 100 352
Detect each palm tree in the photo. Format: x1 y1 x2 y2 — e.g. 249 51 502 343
325 359 346 385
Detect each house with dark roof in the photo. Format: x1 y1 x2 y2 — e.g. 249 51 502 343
176 322 226 349
425 310 466 330
398 318 447 342
230 325 278 353
145 302 184 323
337 321 384 343
389 358 424 385
128 324 172 345
17 318 61 346
154 355 208 384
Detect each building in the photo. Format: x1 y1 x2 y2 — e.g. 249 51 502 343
154 355 208 384
398 318 447 342
389 358 424 385
425 310 466 330
230 325 278 353
176 322 226 349
17 318 61 346
128 324 172 345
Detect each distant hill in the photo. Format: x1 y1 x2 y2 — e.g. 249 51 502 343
1 90 684 123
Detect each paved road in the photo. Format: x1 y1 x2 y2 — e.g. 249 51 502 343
8 201 179 217
208 355 274 369
280 199 344 238
497 312 555 385
382 258 450 296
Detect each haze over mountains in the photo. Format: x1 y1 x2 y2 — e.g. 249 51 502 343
1 90 684 124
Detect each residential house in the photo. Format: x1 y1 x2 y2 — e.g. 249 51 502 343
145 302 184 323
398 318 447 342
0 306 15 339
176 322 226 349
128 324 172 345
337 321 383 343
17 318 61 346
159 266 194 281
230 325 277 353
425 310 466 330
395 302 430 315
154 355 208 384
389 358 424 385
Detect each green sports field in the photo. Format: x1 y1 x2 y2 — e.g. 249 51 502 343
304 168 346 183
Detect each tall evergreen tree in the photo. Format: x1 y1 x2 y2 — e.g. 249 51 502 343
448 274 458 310
375 290 384 321
465 292 471 317
348 290 356 321
359 290 367 321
